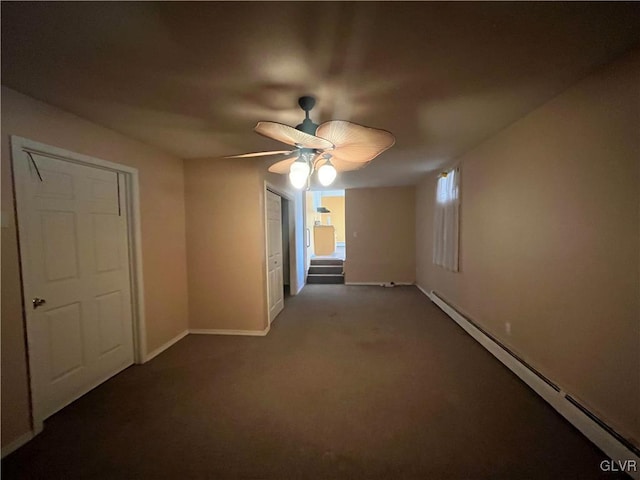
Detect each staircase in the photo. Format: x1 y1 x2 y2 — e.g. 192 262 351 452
307 258 344 284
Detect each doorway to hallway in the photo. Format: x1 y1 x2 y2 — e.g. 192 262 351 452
306 190 345 261
305 190 345 284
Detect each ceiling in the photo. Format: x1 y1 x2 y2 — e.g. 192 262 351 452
2 2 639 189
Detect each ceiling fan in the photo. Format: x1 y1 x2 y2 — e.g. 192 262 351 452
227 96 395 188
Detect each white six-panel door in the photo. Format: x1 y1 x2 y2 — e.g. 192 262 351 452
266 190 284 322
13 150 134 423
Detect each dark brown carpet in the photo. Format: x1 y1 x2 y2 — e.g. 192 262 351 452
2 285 623 479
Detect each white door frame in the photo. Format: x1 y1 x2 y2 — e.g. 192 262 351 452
264 182 299 323
10 136 147 434
303 191 313 274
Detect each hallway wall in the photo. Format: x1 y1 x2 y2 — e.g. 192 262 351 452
184 159 267 332
415 50 640 445
184 160 305 332
345 186 415 284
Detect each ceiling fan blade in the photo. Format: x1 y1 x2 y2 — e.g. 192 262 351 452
225 150 292 158
255 121 334 150
268 156 299 174
316 120 395 163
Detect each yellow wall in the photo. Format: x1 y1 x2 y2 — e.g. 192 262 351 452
345 186 415 284
1 86 189 448
416 51 640 445
320 196 345 243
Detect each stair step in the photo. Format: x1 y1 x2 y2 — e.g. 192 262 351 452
308 265 343 274
307 273 345 284
310 259 344 266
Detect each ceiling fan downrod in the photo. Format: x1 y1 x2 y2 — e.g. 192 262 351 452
296 95 318 135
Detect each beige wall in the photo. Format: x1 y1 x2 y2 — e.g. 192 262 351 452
345 186 415 284
321 196 346 243
184 159 268 331
1 87 189 448
184 157 307 332
416 51 640 445
184 162 300 332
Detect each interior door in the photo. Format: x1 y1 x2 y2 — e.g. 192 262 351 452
13 150 134 423
266 190 284 322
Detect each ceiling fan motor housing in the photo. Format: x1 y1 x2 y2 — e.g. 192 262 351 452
298 95 316 112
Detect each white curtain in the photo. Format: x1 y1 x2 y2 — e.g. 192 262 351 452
433 168 460 271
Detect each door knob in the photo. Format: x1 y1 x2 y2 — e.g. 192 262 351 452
32 297 46 309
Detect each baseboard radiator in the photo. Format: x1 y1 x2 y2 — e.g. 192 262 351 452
425 289 639 477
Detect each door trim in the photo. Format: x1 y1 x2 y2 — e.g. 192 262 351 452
264 182 299 326
10 136 147 434
265 187 283 324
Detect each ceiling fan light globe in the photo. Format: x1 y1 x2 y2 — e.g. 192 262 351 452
289 160 310 189
317 163 337 186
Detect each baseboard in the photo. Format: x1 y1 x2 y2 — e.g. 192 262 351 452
189 325 270 337
1 430 34 458
415 283 430 297
144 329 189 362
344 282 414 286
417 285 640 477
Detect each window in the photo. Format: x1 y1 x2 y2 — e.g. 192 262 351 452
433 168 460 271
